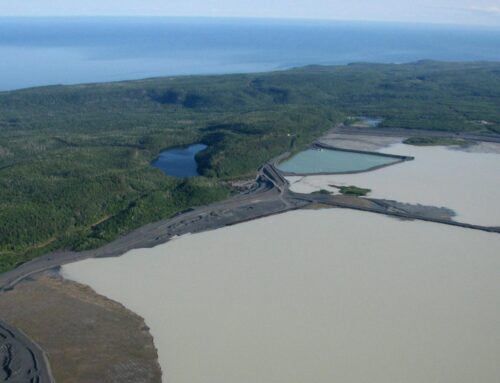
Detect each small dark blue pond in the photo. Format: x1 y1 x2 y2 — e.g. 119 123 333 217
152 144 207 177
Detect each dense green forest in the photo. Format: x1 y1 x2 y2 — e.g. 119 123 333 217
1 61 500 272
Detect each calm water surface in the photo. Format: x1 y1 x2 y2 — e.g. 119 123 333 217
152 144 207 177
1 17 500 90
277 148 399 174
62 209 500 383
287 143 500 226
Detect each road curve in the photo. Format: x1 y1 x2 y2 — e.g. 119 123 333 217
0 164 297 291
0 319 54 383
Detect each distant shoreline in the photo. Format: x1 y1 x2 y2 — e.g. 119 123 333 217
2 15 500 91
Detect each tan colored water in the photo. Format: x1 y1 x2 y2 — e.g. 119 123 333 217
287 144 500 226
62 209 500 383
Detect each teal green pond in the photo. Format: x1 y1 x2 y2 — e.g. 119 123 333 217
277 148 400 174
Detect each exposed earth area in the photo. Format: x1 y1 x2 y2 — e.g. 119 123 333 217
0 272 161 383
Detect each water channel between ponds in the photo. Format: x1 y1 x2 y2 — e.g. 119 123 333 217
276 147 401 174
152 144 207 177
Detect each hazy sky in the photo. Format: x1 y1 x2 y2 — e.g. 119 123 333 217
1 0 500 26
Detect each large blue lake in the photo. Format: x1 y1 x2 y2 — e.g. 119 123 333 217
1 17 500 90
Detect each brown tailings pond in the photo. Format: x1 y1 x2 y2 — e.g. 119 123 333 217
62 209 500 383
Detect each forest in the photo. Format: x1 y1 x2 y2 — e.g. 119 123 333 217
1 61 499 272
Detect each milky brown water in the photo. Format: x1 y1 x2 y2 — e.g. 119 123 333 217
288 144 500 226
62 209 500 383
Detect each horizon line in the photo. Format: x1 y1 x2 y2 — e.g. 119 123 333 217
0 15 499 29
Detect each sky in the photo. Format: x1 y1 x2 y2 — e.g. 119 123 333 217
0 0 500 26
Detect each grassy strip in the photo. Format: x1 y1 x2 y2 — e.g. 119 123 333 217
403 137 470 147
338 186 371 196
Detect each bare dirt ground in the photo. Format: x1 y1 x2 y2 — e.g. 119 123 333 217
318 132 404 151
0 271 162 383
320 124 500 154
454 141 500 154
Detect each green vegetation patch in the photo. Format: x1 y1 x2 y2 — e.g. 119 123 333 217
338 186 371 196
312 189 332 195
403 136 470 147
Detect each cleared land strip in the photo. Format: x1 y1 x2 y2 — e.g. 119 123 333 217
332 125 500 143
